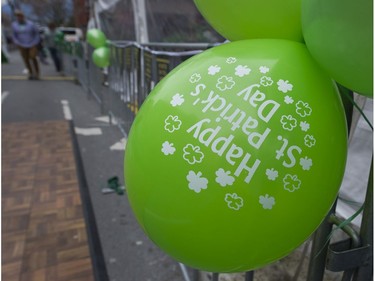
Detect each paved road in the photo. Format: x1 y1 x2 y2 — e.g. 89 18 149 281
2 51 193 281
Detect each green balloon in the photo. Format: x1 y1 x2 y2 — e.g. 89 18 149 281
86 28 107 49
124 39 347 272
302 0 373 97
193 0 303 42
92 47 110 68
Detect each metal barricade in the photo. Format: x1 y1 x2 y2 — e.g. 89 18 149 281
75 42 89 92
106 41 208 136
87 45 105 112
61 42 75 77
139 46 203 105
60 40 212 135
106 41 139 134
59 40 115 116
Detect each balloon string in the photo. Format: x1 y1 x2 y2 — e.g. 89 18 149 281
314 203 365 259
341 90 373 131
313 91 372 257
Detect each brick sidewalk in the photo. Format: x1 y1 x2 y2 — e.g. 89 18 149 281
2 121 94 281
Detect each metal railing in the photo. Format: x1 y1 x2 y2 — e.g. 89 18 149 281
65 40 212 136
60 40 373 281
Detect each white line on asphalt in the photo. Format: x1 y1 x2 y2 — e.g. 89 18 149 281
61 100 72 120
2 91 9 103
75 127 103 136
109 138 127 151
95 115 118 125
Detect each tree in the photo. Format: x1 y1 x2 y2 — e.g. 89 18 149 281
22 0 73 26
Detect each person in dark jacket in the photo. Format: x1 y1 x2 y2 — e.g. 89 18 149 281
45 23 62 72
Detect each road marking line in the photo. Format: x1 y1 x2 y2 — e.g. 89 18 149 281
41 76 75 81
61 100 72 120
75 127 102 136
1 75 75 81
95 115 118 125
110 138 127 150
2 91 9 103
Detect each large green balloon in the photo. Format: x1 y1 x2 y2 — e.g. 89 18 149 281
92 47 110 68
124 39 347 272
86 28 107 49
302 0 373 97
193 0 303 42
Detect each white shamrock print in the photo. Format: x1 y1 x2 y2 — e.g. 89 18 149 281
170 93 185 107
266 168 278 181
235 65 251 77
280 115 297 131
284 96 294 104
304 135 316 148
189 73 201 83
164 115 182 133
259 194 275 209
260 76 273 87
296 101 312 117
224 193 243 211
283 174 301 192
216 76 235 91
259 66 269 74
208 65 221 75
186 171 208 193
161 141 176 155
215 168 235 187
300 121 310 132
300 157 313 171
183 144 204 164
277 79 293 93
226 57 237 64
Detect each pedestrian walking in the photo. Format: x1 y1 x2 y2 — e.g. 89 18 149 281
37 26 49 65
11 9 41 80
45 22 62 73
